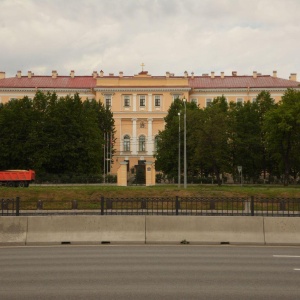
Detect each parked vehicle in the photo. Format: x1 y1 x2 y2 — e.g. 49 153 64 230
0 170 35 187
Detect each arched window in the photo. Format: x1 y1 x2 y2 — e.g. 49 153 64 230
139 135 146 152
123 135 130 152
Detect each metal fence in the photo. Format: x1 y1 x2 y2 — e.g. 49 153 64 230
1 196 300 217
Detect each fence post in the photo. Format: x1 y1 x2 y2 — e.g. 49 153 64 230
16 197 20 216
251 196 255 216
175 196 179 215
101 196 104 215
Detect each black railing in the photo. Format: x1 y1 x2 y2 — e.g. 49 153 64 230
1 196 300 217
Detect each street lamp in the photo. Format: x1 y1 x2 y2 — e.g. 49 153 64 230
183 98 187 189
178 112 181 188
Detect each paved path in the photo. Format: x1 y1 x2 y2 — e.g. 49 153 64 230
0 245 300 299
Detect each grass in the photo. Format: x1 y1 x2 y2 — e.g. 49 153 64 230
1 184 300 202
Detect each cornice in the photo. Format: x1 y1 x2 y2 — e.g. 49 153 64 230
0 88 93 93
94 87 191 92
192 87 300 93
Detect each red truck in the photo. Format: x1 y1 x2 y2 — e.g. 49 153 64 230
0 170 35 187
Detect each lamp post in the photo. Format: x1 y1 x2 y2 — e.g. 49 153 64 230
178 112 181 188
183 98 187 189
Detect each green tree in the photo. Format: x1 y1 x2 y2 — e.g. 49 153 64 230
264 89 300 185
155 98 197 181
191 96 230 185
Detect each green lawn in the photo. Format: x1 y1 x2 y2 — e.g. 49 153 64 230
1 184 300 202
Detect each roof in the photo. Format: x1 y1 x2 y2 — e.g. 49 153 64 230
189 75 300 89
0 76 96 89
0 74 299 90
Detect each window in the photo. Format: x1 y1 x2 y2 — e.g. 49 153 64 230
139 135 146 152
191 98 198 105
123 135 130 152
124 95 130 107
9 98 18 102
154 136 160 151
155 95 161 107
206 98 212 107
236 98 244 104
105 95 112 107
139 95 146 107
252 97 257 103
172 94 181 101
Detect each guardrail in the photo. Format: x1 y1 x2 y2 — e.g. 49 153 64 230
1 197 300 217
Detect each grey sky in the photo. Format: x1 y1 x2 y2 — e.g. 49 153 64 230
1 0 299 79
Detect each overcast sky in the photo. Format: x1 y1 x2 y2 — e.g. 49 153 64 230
1 0 299 79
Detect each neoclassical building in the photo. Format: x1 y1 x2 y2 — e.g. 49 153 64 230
0 68 299 174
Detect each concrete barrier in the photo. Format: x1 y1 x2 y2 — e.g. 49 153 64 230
0 217 28 246
146 216 265 244
1 216 300 246
26 216 145 245
264 217 300 245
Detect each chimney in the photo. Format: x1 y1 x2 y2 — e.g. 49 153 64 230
166 71 170 78
28 71 32 78
0 71 5 79
191 72 194 79
119 71 123 77
253 71 257 78
289 73 297 81
92 71 98 78
109 73 114 76
52 70 57 78
221 72 224 79
273 71 277 78
184 71 188 78
100 70 104 77
211 71 215 79
70 70 75 78
17 70 22 78
232 71 237 76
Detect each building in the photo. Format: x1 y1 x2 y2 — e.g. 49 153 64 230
0 69 299 175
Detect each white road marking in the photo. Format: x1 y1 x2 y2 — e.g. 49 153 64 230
294 269 300 271
273 255 300 258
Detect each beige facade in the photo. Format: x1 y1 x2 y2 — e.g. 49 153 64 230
0 69 299 176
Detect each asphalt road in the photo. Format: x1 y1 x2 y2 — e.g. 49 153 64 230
0 245 300 300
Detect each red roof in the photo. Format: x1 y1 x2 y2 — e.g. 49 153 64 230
0 76 96 89
0 74 299 90
189 75 300 89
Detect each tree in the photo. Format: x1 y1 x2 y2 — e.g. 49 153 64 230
0 91 115 181
264 89 300 185
191 96 230 185
155 98 197 181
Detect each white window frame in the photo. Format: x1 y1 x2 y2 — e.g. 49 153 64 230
206 98 212 107
191 98 198 105
172 94 181 102
123 135 131 152
139 95 146 107
252 97 257 103
154 95 161 107
105 94 112 107
236 98 244 104
138 135 146 152
124 95 130 107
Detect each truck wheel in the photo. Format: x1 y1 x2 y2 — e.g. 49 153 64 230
18 181 25 188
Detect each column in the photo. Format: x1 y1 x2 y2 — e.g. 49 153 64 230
133 94 137 112
147 118 153 155
148 94 152 112
132 118 137 155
